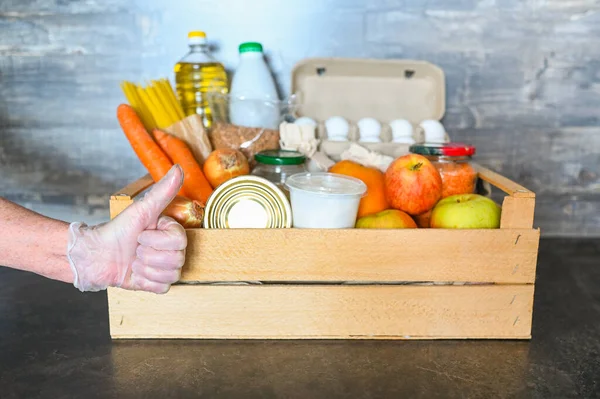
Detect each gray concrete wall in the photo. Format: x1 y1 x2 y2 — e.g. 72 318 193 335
1 0 599 235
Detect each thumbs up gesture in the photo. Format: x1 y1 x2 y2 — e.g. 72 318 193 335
67 165 188 293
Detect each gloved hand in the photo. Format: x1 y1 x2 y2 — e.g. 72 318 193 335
67 165 187 294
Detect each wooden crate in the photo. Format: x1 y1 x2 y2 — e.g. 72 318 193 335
107 164 539 340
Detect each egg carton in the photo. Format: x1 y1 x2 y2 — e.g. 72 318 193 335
290 57 447 161
291 116 448 161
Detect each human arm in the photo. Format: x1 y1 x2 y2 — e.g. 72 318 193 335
0 198 73 283
0 165 188 294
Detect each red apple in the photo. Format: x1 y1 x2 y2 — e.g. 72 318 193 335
384 154 443 215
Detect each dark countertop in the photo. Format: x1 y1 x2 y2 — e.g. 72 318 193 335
1 238 599 399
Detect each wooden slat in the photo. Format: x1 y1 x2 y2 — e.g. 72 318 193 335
108 284 534 339
112 173 154 198
110 164 535 201
182 228 539 284
474 164 535 198
500 197 536 229
109 174 153 219
109 197 134 220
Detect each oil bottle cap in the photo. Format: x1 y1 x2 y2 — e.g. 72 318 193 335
239 42 263 53
188 31 207 45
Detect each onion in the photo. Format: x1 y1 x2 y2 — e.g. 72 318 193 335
162 196 204 228
203 149 250 188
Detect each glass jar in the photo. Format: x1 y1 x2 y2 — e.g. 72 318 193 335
409 143 477 198
252 150 307 194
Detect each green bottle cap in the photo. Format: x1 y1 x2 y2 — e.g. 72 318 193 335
239 42 263 53
255 150 306 165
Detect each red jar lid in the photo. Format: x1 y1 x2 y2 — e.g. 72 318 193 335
410 143 476 157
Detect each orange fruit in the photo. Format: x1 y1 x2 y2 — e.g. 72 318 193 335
329 160 389 218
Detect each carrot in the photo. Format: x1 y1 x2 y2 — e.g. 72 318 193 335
116 104 187 197
153 129 214 203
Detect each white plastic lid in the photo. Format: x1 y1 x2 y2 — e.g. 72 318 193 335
285 172 367 197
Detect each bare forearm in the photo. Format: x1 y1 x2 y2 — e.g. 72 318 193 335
0 198 73 283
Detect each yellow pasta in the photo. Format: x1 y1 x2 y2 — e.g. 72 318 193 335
122 82 155 130
156 79 185 120
119 78 184 130
137 86 167 128
120 82 156 130
160 79 185 120
148 83 179 125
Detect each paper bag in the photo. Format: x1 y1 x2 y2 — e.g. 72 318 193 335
164 114 213 164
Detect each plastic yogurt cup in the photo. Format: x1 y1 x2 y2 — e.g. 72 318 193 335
285 172 367 228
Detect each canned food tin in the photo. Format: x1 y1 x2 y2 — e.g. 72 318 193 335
203 175 292 229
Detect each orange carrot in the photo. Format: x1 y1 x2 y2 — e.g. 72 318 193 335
153 129 214 203
116 104 187 197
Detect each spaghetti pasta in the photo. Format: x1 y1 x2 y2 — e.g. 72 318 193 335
120 79 184 130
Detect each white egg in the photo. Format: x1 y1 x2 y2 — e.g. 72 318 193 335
420 120 446 143
294 116 317 127
357 117 382 142
325 116 349 141
389 119 414 142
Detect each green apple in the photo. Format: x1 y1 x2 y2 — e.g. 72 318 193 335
430 194 501 229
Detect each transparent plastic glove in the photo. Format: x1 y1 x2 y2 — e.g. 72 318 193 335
67 165 187 294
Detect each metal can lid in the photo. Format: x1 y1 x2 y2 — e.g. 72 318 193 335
203 175 292 229
255 150 306 166
409 143 476 157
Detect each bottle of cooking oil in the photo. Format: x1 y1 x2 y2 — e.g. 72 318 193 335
174 31 228 128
